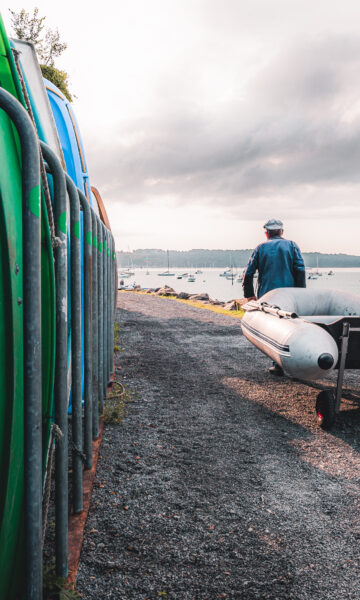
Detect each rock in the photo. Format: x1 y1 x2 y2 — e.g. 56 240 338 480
177 292 190 299
155 285 177 296
223 300 238 311
210 300 224 306
236 298 250 307
188 293 210 301
133 285 141 290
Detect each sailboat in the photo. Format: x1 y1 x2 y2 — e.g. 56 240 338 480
308 255 321 279
315 254 322 276
225 268 237 281
158 250 175 276
118 267 134 277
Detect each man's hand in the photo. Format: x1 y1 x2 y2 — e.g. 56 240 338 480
246 296 257 301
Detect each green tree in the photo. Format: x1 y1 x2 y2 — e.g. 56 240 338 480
9 7 72 101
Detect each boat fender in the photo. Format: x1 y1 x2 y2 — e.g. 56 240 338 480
318 353 334 370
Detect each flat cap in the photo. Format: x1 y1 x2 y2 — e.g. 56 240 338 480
263 218 283 231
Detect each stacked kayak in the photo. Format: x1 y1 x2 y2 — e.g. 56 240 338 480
12 40 101 412
45 78 101 410
0 12 117 599
0 15 56 599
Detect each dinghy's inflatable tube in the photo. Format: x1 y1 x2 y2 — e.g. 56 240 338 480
241 288 360 381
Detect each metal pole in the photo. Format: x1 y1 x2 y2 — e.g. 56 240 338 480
110 233 116 375
91 212 99 440
97 218 104 415
110 233 116 376
107 233 113 378
335 322 350 413
0 88 43 600
40 141 68 578
103 225 108 398
104 227 109 390
78 191 93 464
66 175 82 512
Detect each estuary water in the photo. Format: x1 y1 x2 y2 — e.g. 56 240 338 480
118 267 360 303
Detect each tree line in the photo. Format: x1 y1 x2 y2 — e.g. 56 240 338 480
116 249 360 269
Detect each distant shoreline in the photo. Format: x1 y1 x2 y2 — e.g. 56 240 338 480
116 249 360 269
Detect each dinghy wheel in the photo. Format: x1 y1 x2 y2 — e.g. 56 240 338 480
315 391 336 429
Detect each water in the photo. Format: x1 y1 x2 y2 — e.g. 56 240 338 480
118 268 360 302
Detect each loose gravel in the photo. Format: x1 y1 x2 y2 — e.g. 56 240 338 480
76 292 360 600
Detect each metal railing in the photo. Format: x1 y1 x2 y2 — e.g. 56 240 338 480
0 83 43 600
0 89 116 598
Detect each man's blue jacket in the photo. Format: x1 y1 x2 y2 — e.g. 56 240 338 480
242 236 306 299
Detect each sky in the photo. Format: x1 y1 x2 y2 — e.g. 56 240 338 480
4 1 360 253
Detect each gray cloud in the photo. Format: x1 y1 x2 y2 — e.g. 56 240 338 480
86 34 360 217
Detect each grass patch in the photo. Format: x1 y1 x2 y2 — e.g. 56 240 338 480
104 381 133 425
119 290 244 319
113 322 123 354
168 295 244 318
114 320 121 343
106 321 131 424
43 560 81 599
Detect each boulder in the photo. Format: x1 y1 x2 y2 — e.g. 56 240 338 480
177 292 190 299
155 285 177 296
236 298 250 307
188 293 210 301
223 300 238 311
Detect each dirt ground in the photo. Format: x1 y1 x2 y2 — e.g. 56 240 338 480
76 292 360 600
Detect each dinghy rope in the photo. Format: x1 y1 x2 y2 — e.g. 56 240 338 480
243 300 298 319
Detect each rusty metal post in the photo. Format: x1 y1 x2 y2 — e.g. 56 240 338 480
77 191 93 466
40 141 68 578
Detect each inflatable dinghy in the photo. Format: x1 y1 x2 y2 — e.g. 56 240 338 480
242 287 360 379
244 288 343 380
242 288 360 427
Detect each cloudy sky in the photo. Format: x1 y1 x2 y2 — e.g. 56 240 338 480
4 1 360 253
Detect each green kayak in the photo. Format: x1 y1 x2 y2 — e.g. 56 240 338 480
0 14 55 599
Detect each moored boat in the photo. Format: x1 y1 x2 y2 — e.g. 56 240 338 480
219 268 231 277
158 249 174 276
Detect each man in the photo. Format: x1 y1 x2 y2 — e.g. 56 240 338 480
242 218 306 300
242 218 306 375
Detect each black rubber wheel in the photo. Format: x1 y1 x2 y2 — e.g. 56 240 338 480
315 390 336 429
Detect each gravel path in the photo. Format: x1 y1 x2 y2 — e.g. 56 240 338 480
76 292 360 600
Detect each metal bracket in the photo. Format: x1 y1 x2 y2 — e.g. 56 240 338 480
335 322 350 413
